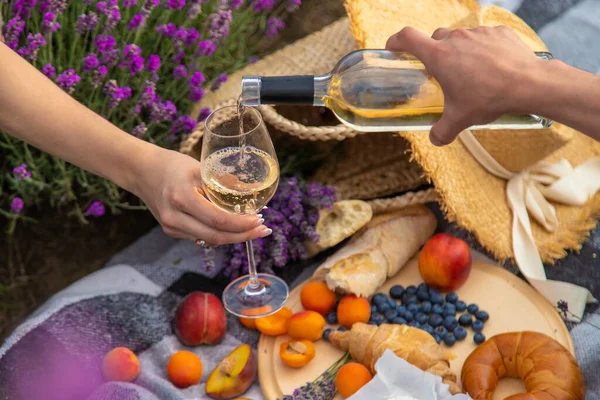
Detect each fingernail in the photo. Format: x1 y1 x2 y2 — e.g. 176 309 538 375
429 133 444 147
257 213 263 218
259 227 273 237
262 206 268 210
254 218 265 227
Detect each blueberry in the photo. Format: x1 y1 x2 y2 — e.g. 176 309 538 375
445 292 459 304
472 320 484 332
418 283 429 292
430 293 445 305
459 314 473 327
434 325 448 339
454 326 467 341
368 321 378 326
396 305 407 314
372 293 388 305
475 310 489 322
406 285 418 295
323 328 332 341
407 320 419 327
443 316 458 331
420 301 432 314
444 333 456 346
377 302 391 313
417 290 430 301
432 304 444 315
442 305 456 317
326 312 337 324
429 287 441 297
407 304 420 314
455 300 467 312
415 312 429 325
402 294 418 305
392 317 407 325
433 334 442 344
428 313 443 327
371 313 383 323
421 324 434 335
389 285 405 299
467 303 479 314
405 311 415 322
384 309 398 321
474 332 486 345
370 305 378 314
338 326 348 332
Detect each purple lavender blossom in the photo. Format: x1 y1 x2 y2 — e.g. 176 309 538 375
265 17 285 39
139 81 157 107
85 201 105 217
83 53 100 72
171 50 185 63
105 6 122 32
42 63 56 79
124 0 137 7
173 65 187 79
196 40 216 57
189 87 206 102
150 100 177 123
120 46 145 75
19 33 46 62
210 73 227 91
141 0 160 16
96 1 107 13
247 56 259 64
100 48 120 68
131 123 147 138
187 3 202 19
287 0 300 12
229 0 243 8
197 108 211 122
147 54 161 73
91 66 108 88
166 0 185 9
10 197 24 214
156 23 177 37
56 69 81 95
3 16 26 50
189 71 205 87
128 14 145 30
207 4 232 41
185 27 200 46
12 164 31 180
76 13 99 34
104 80 132 108
94 34 117 53
171 115 196 135
13 0 37 19
251 0 274 12
48 0 67 13
42 12 61 33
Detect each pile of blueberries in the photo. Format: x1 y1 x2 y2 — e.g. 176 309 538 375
323 283 489 347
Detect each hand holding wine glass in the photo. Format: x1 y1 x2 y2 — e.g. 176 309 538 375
201 106 289 318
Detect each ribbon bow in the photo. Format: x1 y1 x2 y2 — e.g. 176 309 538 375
459 130 599 321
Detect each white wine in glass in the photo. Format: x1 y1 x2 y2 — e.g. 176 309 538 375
201 105 289 318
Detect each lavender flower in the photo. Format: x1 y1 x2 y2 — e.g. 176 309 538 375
42 63 56 79
12 164 31 180
12 0 37 19
187 3 202 19
100 48 120 68
147 54 161 74
83 53 100 72
128 14 145 30
91 66 108 88
19 33 46 62
265 17 285 39
56 69 81 95
42 12 61 33
94 34 117 53
251 0 274 12
131 123 147 138
104 80 132 108
10 197 24 214
185 27 200 47
124 0 137 7
189 87 206 102
207 4 232 41
105 6 122 32
171 115 196 135
139 81 157 107
96 1 108 13
156 23 177 37
150 100 177 123
3 16 26 50
196 107 211 122
210 73 227 91
229 0 243 8
140 0 160 16
189 71 205 87
48 0 67 14
76 13 99 34
173 65 187 79
85 201 105 217
166 0 185 9
39 0 49 13
196 40 216 56
287 0 300 12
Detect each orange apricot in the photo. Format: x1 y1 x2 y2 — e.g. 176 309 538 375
300 281 337 315
167 350 203 388
287 311 326 341
337 295 371 328
239 317 256 330
102 347 140 382
335 362 373 398
280 340 316 368
255 307 293 336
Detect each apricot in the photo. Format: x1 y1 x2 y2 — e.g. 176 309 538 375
174 292 227 346
335 362 373 398
102 347 140 382
167 351 203 388
280 340 316 368
239 317 256 330
336 295 371 328
287 311 326 341
300 281 337 315
255 307 292 336
206 344 257 399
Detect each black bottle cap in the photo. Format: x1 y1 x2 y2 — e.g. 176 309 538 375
260 76 314 105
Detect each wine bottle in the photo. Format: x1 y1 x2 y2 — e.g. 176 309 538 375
239 49 554 132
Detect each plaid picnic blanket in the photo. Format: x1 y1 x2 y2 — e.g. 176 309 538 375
2 0 600 399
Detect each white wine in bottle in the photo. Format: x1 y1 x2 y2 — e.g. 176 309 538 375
239 49 554 132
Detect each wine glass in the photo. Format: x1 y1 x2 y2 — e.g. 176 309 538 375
201 105 289 318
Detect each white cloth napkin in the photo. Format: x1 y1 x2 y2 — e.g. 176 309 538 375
459 130 599 321
348 350 472 400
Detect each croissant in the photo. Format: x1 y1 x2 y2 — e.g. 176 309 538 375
461 331 585 400
329 322 462 394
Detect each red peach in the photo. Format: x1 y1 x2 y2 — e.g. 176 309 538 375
174 292 227 346
418 233 472 292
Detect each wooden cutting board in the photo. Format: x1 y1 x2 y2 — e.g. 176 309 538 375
258 254 573 400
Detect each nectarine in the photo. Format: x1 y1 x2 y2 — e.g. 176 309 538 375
174 292 227 346
418 233 472 291
206 344 257 399
102 347 140 382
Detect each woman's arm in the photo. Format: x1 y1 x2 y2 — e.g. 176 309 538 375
385 26 600 146
0 42 270 246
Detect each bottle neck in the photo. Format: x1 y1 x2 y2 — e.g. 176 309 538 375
240 75 330 107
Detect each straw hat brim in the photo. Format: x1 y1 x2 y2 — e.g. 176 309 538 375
346 0 600 263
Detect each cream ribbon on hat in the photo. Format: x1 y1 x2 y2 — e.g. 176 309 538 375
459 130 600 321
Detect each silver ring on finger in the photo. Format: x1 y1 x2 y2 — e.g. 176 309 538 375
196 239 207 247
